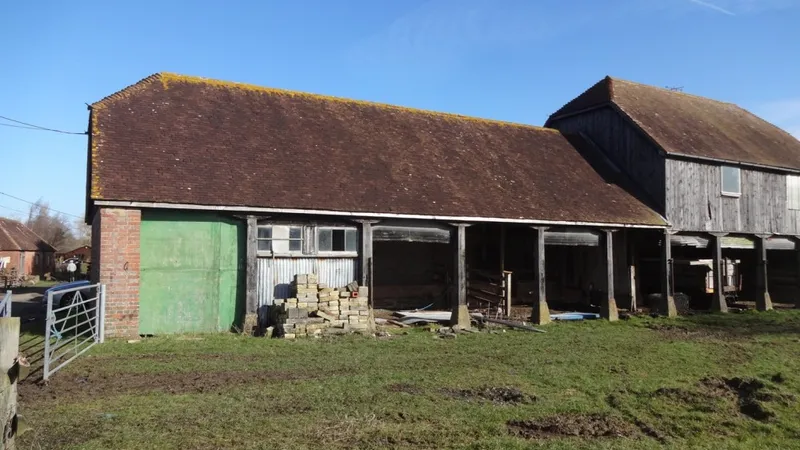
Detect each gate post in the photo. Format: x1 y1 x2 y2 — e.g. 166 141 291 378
98 284 106 343
43 290 53 381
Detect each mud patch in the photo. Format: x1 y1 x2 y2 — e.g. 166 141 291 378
387 383 422 395
653 376 790 422
508 413 637 439
443 386 536 405
18 367 340 405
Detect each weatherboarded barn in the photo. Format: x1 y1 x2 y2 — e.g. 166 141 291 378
87 73 665 337
548 76 800 312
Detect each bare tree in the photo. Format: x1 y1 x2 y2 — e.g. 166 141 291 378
25 199 79 251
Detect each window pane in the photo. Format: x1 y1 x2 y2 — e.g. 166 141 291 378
257 227 272 239
345 229 357 252
722 167 740 194
318 229 332 251
289 239 302 251
257 240 271 251
289 227 302 239
332 229 345 251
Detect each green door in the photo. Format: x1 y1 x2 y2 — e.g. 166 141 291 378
139 211 244 334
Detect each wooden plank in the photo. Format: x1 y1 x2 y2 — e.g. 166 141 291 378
483 317 546 333
245 216 258 314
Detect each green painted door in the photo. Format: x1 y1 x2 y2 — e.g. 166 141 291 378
139 211 244 334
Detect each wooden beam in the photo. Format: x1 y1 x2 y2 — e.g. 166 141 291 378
359 221 375 287
711 234 729 313
245 216 258 314
531 226 550 325
755 236 773 311
660 230 677 317
602 230 619 321
451 224 470 328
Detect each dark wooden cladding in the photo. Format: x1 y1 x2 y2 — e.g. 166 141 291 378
549 107 665 213
666 159 799 234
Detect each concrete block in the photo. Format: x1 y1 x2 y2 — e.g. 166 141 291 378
358 286 369 297
319 285 330 291
359 310 369 316
306 284 318 290
308 273 319 284
339 291 350 298
284 333 297 339
295 274 308 285
297 302 308 309
350 323 369 331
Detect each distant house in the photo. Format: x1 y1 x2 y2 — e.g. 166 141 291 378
547 76 800 311
57 245 91 262
0 217 56 276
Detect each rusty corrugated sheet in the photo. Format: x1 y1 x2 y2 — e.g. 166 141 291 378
257 257 358 306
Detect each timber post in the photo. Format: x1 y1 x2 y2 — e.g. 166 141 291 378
660 230 678 317
601 229 619 321
450 223 471 328
531 226 550 325
710 233 729 313
755 235 773 311
244 216 260 333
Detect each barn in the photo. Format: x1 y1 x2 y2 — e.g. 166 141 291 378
87 73 668 337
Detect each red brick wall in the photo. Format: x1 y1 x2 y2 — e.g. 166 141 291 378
0 250 53 276
93 207 141 337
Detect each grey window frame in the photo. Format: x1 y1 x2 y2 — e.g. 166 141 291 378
721 166 741 197
316 226 359 256
257 225 305 256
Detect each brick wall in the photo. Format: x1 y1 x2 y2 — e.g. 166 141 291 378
92 207 141 337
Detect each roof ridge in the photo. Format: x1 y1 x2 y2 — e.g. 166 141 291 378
154 72 559 133
607 76 737 106
0 218 20 250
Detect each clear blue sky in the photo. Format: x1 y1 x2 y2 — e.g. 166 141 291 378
2 0 800 222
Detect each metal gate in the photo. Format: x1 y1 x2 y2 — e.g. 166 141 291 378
44 283 105 380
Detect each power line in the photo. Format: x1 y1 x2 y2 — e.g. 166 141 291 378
0 123 41 131
0 204 28 216
0 114 86 135
0 191 83 219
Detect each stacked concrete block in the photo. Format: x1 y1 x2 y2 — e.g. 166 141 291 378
272 274 373 338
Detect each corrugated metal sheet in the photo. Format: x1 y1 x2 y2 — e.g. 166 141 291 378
544 230 600 247
257 257 358 306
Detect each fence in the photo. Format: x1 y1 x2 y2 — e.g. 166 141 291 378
43 283 105 381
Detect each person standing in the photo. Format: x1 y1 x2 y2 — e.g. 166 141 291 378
66 260 77 282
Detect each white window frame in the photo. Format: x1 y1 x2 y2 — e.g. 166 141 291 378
788 175 800 210
721 166 741 197
316 226 359 257
256 225 305 256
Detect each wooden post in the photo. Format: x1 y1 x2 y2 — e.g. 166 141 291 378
451 224 470 328
660 230 677 317
359 221 375 288
531 227 550 324
499 224 506 273
601 230 619 321
711 234 729 313
1 317 20 449
796 237 800 309
755 236 773 311
245 216 258 315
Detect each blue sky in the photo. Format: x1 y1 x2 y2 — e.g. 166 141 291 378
2 0 800 223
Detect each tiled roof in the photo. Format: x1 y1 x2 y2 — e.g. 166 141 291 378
549 76 800 170
88 73 665 226
0 217 55 251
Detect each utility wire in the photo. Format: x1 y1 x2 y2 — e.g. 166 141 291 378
0 191 83 219
0 204 29 216
0 123 41 131
0 114 86 135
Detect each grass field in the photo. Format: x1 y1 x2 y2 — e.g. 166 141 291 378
16 311 800 449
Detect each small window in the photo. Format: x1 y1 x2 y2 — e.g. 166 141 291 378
721 166 741 197
317 227 358 253
257 225 303 254
788 175 800 210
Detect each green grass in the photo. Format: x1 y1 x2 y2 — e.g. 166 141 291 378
16 311 800 450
